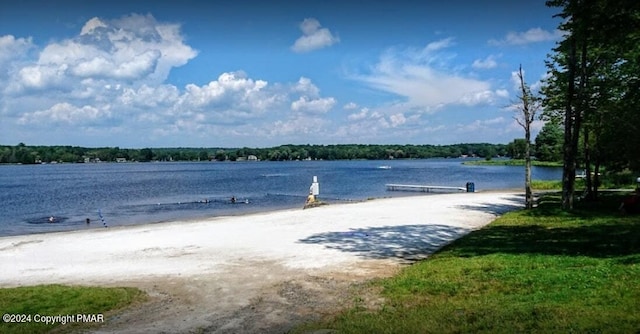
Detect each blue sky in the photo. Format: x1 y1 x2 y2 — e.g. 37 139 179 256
0 0 562 148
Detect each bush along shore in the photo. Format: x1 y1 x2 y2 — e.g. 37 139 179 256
295 192 640 333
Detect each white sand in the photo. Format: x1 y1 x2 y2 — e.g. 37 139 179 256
0 191 522 287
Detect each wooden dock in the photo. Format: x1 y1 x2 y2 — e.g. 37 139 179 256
386 184 467 193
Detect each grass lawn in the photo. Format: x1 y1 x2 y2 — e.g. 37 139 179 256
0 285 145 334
296 192 640 333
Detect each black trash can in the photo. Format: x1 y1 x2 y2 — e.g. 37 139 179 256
466 182 475 193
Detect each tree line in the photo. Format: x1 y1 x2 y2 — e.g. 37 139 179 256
542 0 640 209
0 142 555 164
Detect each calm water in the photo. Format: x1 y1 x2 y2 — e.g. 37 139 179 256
0 159 561 237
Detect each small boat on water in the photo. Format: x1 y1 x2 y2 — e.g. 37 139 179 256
378 165 392 170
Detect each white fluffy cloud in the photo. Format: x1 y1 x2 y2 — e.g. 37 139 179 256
348 107 368 121
291 96 336 114
289 77 336 114
15 64 69 90
182 72 269 110
472 55 498 69
8 14 196 94
454 117 510 137
119 84 180 109
343 102 358 110
0 35 33 66
18 102 111 125
291 18 339 53
293 77 320 96
268 116 329 137
458 89 509 106
389 113 406 127
335 106 424 142
354 39 500 109
489 28 563 46
1 11 539 147
1 13 342 145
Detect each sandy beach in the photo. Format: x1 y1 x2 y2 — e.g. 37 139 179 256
0 191 523 333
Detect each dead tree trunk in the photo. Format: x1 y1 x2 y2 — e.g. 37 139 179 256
514 65 540 209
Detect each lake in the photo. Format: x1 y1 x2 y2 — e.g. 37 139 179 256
0 159 561 236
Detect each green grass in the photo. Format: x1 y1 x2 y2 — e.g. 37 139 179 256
0 285 145 334
296 193 640 333
531 179 564 190
532 178 636 191
463 159 563 167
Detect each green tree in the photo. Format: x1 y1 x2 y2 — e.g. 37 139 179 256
544 0 640 207
198 150 209 161
481 146 497 160
507 139 528 159
214 150 227 161
140 148 154 162
535 122 564 162
15 144 36 164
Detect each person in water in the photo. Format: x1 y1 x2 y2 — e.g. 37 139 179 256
231 196 236 204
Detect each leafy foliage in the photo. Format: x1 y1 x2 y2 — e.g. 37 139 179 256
542 0 640 208
535 121 564 162
506 138 529 159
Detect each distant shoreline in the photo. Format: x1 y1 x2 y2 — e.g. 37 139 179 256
462 159 562 167
1 143 509 164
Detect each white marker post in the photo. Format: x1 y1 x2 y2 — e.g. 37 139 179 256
310 176 320 197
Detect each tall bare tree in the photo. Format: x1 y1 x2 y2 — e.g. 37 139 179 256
513 65 542 209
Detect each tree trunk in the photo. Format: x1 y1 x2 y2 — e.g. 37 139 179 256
579 34 592 201
525 129 533 209
583 126 592 200
562 37 577 210
593 161 600 200
517 65 534 209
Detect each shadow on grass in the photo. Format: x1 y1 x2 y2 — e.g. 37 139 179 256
298 224 470 261
448 223 640 259
448 192 640 260
369 192 640 261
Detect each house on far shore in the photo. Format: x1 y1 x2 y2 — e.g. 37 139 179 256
247 155 258 161
115 157 127 163
83 157 102 163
